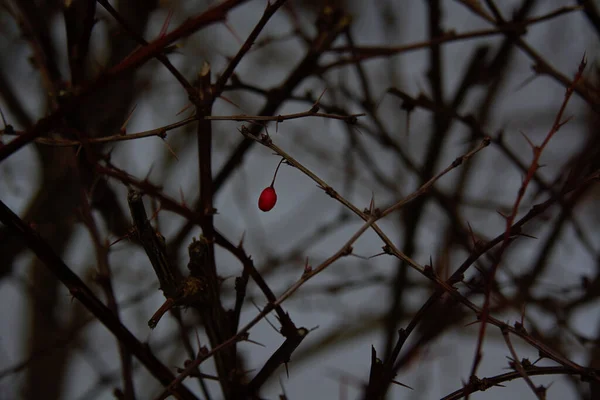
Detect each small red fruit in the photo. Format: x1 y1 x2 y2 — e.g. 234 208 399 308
258 186 277 212
258 158 285 212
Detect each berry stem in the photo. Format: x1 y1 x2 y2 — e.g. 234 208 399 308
270 158 285 188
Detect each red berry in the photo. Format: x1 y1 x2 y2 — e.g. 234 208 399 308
258 186 277 212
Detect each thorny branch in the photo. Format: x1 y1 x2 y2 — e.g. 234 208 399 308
2 2 600 400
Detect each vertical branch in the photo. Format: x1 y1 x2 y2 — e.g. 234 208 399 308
212 6 351 192
427 0 444 109
381 0 446 374
0 199 198 400
64 0 97 86
470 56 587 381
12 0 63 103
193 62 239 399
128 190 180 299
213 0 288 98
196 62 215 241
79 186 135 399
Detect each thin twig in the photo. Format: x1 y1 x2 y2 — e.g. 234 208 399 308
0 199 198 400
2 116 196 147
501 326 544 400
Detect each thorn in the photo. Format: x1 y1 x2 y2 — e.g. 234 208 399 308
279 377 288 399
464 319 480 328
349 253 370 260
148 205 162 222
144 164 155 183
428 255 433 273
496 210 509 220
176 102 193 116
217 94 242 110
517 232 537 239
0 107 8 128
109 228 136 247
367 251 386 259
120 104 138 135
579 52 587 71
158 8 174 38
237 231 246 249
251 300 279 333
161 137 179 160
557 115 573 129
243 337 265 347
467 222 477 248
179 187 187 207
224 20 243 45
513 72 538 93
314 88 327 107
303 257 312 274
518 130 536 152
391 380 414 390
423 263 434 277
195 328 202 353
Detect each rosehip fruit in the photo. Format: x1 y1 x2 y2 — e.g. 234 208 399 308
258 158 285 212
258 186 277 212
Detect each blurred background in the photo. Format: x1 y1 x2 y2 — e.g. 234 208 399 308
0 0 599 399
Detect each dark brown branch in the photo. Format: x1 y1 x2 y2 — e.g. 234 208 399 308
127 190 180 298
245 327 309 395
0 199 198 400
